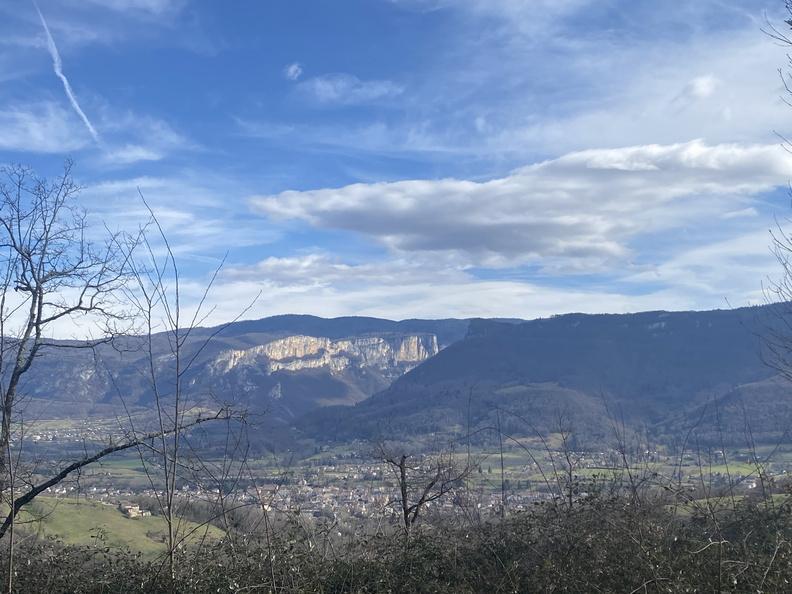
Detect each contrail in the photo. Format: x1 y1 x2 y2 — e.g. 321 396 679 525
33 1 101 144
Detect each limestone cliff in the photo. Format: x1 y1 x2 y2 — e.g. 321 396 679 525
211 334 439 376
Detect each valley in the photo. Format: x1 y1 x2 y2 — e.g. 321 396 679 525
8 304 792 566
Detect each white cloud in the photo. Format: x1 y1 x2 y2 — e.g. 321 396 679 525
203 251 736 325
103 144 164 164
284 62 303 81
35 238 778 336
0 102 90 153
297 73 404 106
684 75 721 100
252 140 791 271
225 253 467 288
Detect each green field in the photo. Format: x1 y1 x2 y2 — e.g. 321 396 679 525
14 497 224 557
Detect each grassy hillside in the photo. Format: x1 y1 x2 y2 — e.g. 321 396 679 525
15 497 223 556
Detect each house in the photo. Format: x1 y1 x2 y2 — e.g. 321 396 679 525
118 503 151 518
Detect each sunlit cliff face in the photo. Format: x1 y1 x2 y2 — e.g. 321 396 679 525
211 334 439 376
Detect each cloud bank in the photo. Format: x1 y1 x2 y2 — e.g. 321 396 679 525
253 140 790 271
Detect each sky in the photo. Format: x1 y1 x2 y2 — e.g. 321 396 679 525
2 0 792 327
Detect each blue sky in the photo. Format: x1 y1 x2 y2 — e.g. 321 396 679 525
2 0 792 325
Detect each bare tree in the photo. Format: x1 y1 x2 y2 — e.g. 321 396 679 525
378 442 472 537
760 223 792 383
761 3 792 378
111 198 258 583
0 162 130 481
0 162 134 590
0 164 252 592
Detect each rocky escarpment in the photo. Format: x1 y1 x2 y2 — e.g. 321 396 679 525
211 334 439 376
14 316 466 425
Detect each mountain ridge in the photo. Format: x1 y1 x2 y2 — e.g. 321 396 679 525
296 305 790 446
11 315 474 424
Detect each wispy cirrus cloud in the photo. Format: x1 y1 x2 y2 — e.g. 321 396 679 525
0 102 90 153
363 0 788 172
624 229 776 304
225 253 467 288
98 112 195 164
390 0 590 29
485 33 789 158
0 100 193 162
73 0 186 17
296 73 404 106
81 174 279 258
234 22 789 175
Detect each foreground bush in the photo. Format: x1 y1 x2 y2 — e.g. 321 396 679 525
2 493 792 592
